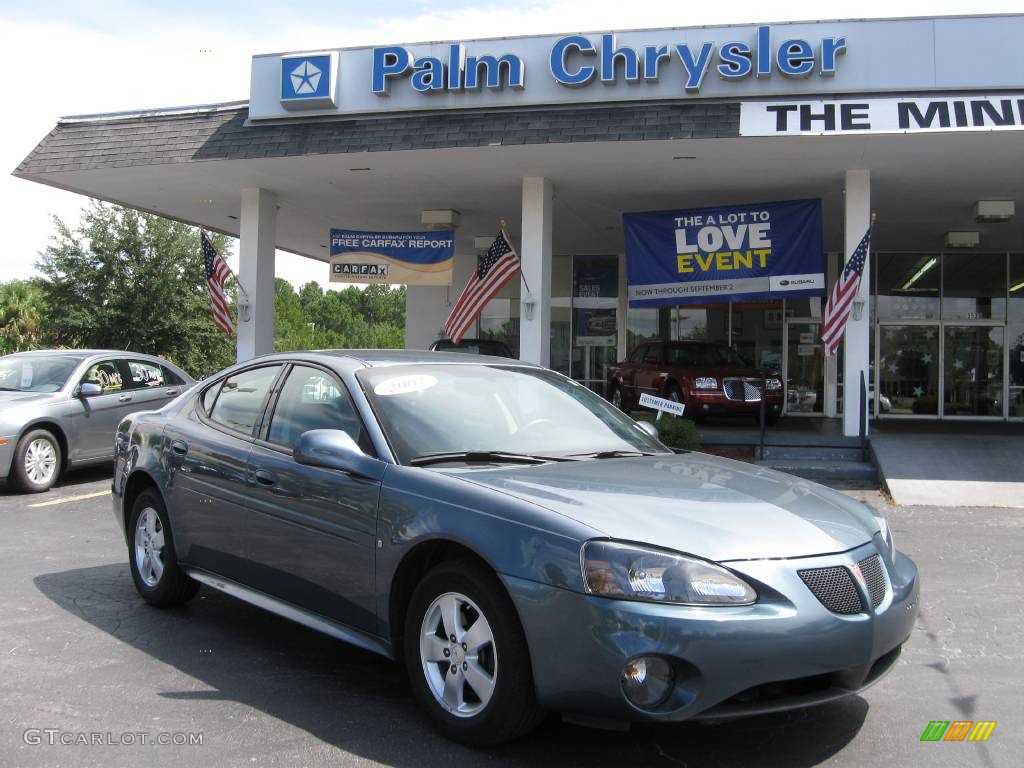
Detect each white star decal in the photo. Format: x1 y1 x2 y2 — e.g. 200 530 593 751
913 386 924 397
954 359 964 370
888 361 898 374
925 329 935 340
290 60 322 95
922 353 932 364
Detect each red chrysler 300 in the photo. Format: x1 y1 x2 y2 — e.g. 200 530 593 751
607 341 784 425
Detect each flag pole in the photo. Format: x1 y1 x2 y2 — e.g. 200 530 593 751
501 219 532 295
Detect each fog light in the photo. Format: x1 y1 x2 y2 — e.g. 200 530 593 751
621 656 675 709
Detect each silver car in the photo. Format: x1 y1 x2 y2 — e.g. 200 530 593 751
0 350 193 492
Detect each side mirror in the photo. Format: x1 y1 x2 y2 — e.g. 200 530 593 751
79 382 103 397
636 420 660 440
293 429 385 482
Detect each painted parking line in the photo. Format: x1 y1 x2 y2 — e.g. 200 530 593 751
27 490 111 508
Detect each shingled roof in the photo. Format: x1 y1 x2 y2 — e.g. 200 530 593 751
15 101 740 177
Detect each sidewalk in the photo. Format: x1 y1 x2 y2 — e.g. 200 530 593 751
870 421 1024 508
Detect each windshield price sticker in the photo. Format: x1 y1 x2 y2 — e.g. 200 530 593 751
639 393 685 417
373 374 438 396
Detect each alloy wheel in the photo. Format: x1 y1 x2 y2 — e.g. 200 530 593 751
134 507 166 587
24 438 57 486
419 591 497 718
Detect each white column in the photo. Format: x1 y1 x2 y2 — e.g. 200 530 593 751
842 170 871 437
519 177 553 367
237 187 277 362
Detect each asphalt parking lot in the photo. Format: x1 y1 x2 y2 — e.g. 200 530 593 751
1 468 1020 768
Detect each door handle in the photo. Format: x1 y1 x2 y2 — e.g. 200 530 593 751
165 388 179 396
118 394 133 402
170 440 188 456
254 469 277 486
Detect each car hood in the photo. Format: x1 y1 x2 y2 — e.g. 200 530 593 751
0 391 60 413
453 453 877 561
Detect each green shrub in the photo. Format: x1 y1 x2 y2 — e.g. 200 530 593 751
650 416 700 451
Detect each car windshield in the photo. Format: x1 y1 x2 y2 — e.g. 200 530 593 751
666 344 750 368
357 364 666 465
0 355 81 393
433 340 510 357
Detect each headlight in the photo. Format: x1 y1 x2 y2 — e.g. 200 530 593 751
582 541 756 606
765 378 783 390
694 377 718 390
875 514 896 560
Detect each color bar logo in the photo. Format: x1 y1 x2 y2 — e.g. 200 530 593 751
920 721 997 742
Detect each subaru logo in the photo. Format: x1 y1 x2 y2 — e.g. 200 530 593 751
779 280 790 286
280 53 337 109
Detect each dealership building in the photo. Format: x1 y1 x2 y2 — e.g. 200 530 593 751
14 13 1024 435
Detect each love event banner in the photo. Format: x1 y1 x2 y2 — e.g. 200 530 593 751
624 199 824 308
330 229 454 285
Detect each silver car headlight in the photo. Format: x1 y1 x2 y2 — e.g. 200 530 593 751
875 514 896 560
765 378 783 390
582 541 756 606
694 377 718 390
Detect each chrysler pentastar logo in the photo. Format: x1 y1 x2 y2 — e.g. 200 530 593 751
290 60 322 95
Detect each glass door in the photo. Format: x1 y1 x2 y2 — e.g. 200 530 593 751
877 324 940 416
783 320 824 414
942 325 1004 417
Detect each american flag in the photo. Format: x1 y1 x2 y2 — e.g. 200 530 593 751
202 231 234 337
821 223 872 356
444 227 521 344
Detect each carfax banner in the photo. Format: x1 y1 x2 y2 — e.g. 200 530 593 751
329 228 454 285
624 199 824 308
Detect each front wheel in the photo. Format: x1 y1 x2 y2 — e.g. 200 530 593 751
128 489 198 607
404 561 543 746
13 428 61 493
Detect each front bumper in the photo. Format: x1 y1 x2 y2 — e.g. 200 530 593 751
689 391 784 417
503 540 918 722
0 435 16 480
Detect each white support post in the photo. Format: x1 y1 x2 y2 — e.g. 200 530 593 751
617 253 628 363
519 177 553 367
237 187 277 362
842 170 871 437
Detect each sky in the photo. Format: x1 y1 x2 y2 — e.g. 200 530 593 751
1 0 1018 289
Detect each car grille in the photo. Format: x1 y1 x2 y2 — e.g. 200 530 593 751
858 554 886 608
797 566 864 615
723 378 763 402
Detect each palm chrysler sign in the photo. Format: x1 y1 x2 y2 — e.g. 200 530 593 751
250 16 1023 120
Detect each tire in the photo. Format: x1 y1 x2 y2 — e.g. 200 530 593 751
13 428 61 493
404 561 543 746
609 383 624 411
128 489 199 607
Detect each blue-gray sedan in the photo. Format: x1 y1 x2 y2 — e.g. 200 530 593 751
0 350 192 492
111 350 918 745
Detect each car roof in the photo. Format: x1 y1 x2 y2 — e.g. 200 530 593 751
247 349 539 368
5 349 163 359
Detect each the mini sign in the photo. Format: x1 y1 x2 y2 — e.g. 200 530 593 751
639 392 686 417
330 228 454 285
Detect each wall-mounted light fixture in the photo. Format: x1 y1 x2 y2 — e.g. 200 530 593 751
851 299 866 321
523 297 536 321
239 301 252 322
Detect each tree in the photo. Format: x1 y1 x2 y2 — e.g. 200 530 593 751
35 201 235 377
0 279 46 354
